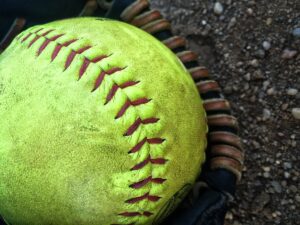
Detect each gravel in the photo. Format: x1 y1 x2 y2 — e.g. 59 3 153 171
281 49 298 59
283 162 292 170
249 59 259 67
292 108 300 120
213 2 224 15
271 181 282 194
151 0 300 224
287 88 298 96
292 27 300 38
262 108 271 121
262 41 271 51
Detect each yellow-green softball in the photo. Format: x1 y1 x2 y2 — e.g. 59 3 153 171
0 18 207 225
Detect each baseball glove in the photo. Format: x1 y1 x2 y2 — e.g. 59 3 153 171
0 0 244 224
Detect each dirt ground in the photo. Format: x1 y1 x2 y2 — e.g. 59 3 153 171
151 0 300 225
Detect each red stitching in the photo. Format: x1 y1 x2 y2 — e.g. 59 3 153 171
131 98 151 106
124 118 159 136
92 67 124 92
65 51 77 70
37 39 51 55
116 100 131 118
116 98 151 119
51 39 77 61
120 81 140 89
118 211 153 217
79 55 111 79
93 71 106 91
129 176 166 189
129 138 165 154
21 28 42 43
91 55 109 63
28 35 41 48
51 45 63 61
131 156 168 171
106 84 120 103
129 138 147 153
106 81 140 104
21 33 32 43
65 46 91 70
147 138 165 144
27 28 46 47
77 46 91 54
40 29 54 36
35 28 44 33
37 34 64 56
125 192 161 204
79 58 90 78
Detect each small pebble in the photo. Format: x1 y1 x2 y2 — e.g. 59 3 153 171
287 88 298 96
290 185 298 193
284 172 290 179
263 172 270 178
250 95 256 102
271 181 282 193
255 49 266 58
292 108 300 119
228 17 237 29
281 49 298 59
253 70 265 80
283 162 292 169
224 85 233 94
263 80 270 90
226 212 233 220
244 73 251 81
292 27 300 38
281 103 289 110
236 61 244 67
267 88 275 95
266 18 272 25
253 141 260 149
249 59 259 67
214 2 224 15
246 8 253 15
263 109 271 120
262 41 271 50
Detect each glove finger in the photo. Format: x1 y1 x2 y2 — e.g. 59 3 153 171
162 189 228 225
0 0 86 19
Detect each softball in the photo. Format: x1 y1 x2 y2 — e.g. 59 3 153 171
0 18 207 225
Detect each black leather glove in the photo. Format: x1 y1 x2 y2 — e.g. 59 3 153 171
161 169 236 225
